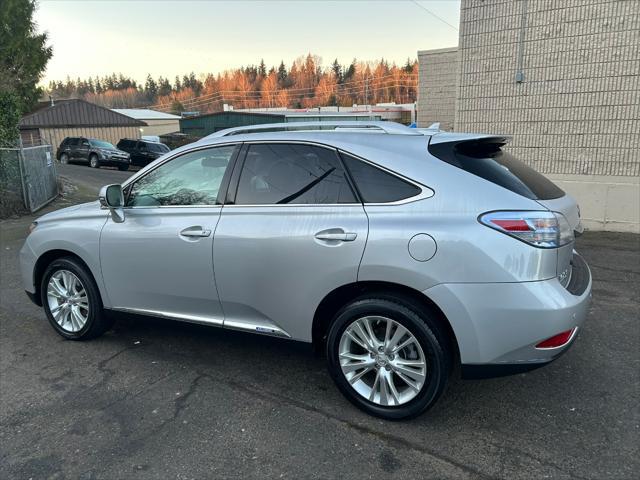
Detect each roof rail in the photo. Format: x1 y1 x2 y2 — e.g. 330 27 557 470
206 121 422 138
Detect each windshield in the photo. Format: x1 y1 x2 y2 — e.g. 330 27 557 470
147 142 170 153
89 139 115 149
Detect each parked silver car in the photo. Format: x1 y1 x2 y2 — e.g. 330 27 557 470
20 122 591 419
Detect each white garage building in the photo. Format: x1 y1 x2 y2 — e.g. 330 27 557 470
111 109 181 137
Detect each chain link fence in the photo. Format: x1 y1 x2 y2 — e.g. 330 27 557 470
0 144 59 219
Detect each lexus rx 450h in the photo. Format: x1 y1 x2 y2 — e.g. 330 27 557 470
21 122 591 419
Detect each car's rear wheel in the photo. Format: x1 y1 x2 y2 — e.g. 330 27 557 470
40 257 113 340
326 296 451 420
89 154 100 168
60 153 69 164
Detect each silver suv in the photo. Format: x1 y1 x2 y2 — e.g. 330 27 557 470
20 122 592 419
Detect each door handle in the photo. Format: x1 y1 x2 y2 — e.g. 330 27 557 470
314 230 357 242
179 226 211 238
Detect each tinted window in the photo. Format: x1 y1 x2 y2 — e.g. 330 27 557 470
147 142 170 153
117 140 134 149
235 144 356 205
89 139 114 148
67 138 80 147
429 139 564 200
127 145 236 207
341 153 421 203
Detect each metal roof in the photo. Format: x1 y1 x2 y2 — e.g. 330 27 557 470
111 109 181 120
19 99 145 129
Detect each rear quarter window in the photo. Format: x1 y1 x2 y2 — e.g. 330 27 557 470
340 152 421 203
429 138 564 200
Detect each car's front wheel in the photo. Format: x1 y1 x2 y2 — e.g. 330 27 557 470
40 257 113 340
89 154 100 168
326 296 451 420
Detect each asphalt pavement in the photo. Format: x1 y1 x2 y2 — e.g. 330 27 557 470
0 166 638 479
56 163 137 195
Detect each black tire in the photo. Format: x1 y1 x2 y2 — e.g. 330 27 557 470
117 164 129 171
40 257 113 340
326 296 451 420
89 154 100 168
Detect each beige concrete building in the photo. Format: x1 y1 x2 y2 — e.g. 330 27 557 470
418 0 639 232
417 47 459 131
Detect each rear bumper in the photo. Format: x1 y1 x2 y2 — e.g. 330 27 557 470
424 252 592 373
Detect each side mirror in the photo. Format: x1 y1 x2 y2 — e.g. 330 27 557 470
99 184 125 223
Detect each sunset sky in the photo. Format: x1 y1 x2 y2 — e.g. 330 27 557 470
35 0 460 83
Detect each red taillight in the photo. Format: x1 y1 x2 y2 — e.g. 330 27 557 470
535 328 576 349
479 211 574 248
490 219 532 232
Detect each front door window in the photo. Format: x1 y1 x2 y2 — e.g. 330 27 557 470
127 145 236 207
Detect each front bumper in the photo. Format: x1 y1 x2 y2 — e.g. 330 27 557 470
424 252 592 376
101 155 130 165
19 240 38 295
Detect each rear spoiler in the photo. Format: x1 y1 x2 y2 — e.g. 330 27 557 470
428 132 512 146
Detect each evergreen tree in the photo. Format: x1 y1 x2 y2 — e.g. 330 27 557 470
343 60 356 82
144 74 158 101
0 0 52 110
403 57 414 73
331 59 342 84
258 59 267 77
158 77 172 97
277 61 288 83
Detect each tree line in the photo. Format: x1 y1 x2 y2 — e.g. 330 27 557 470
46 54 418 113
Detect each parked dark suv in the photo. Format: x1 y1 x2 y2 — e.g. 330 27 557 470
57 137 131 170
116 139 171 167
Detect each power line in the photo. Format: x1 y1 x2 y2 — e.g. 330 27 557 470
147 72 418 109
153 82 418 111
153 82 419 112
410 0 458 31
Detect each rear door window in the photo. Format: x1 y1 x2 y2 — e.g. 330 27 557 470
235 143 357 205
429 139 564 200
340 152 422 203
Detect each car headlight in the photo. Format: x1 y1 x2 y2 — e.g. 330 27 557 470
28 221 38 235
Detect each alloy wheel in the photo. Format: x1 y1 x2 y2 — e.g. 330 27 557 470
338 316 427 406
46 270 90 332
